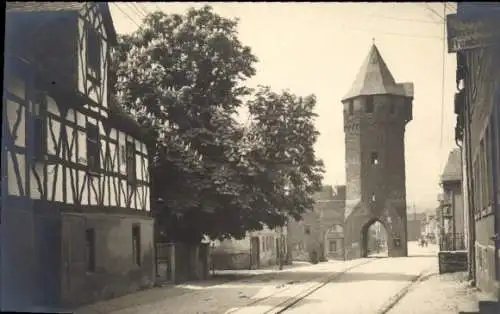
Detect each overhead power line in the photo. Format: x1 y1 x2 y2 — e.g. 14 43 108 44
368 14 442 25
439 3 447 169
133 3 149 17
126 3 145 20
111 3 140 28
424 3 445 21
349 27 444 40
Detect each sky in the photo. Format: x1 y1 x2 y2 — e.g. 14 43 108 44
109 2 458 212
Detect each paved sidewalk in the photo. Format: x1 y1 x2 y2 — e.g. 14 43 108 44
386 264 497 314
75 261 314 314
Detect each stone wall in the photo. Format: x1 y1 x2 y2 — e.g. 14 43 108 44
438 251 468 274
211 252 251 270
60 212 155 308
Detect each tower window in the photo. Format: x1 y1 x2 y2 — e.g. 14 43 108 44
348 101 354 115
371 194 376 202
370 152 379 165
365 96 374 113
304 225 311 235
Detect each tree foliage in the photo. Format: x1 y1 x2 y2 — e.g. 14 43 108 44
112 6 324 244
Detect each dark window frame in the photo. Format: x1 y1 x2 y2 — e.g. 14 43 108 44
329 240 337 252
365 96 374 113
479 138 487 209
85 228 96 272
126 141 136 184
370 152 379 165
132 224 141 266
33 94 47 161
348 100 354 115
304 225 311 235
86 27 101 81
86 122 100 174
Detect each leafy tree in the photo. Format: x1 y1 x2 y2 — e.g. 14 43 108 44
244 86 325 225
111 6 324 243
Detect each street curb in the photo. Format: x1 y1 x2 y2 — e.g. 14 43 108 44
268 259 377 314
376 268 437 314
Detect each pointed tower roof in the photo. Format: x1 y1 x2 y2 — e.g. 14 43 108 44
342 44 413 102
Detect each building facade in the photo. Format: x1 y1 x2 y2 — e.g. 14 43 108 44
341 44 413 259
438 148 466 251
211 225 287 270
447 3 500 298
3 3 153 310
287 185 345 262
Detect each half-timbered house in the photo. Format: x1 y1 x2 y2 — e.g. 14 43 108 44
3 2 153 310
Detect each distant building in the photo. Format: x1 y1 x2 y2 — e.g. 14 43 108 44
422 210 440 244
211 225 287 270
438 149 465 251
287 185 345 262
407 212 426 241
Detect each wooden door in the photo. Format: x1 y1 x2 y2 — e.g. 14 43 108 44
250 237 260 269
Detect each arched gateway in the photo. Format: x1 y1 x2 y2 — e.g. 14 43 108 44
341 43 413 259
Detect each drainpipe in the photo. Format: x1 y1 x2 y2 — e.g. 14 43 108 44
452 189 456 251
464 78 476 285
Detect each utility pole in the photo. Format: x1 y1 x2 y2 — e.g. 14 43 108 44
279 225 284 270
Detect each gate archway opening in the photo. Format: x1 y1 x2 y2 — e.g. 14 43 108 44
361 219 388 258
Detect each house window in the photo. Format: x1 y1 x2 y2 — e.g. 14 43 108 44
473 157 480 212
329 240 337 252
132 225 141 266
86 27 101 80
371 193 376 202
485 125 493 206
33 93 47 161
348 101 354 116
86 122 100 173
370 152 379 165
85 228 96 272
304 225 311 235
126 141 136 183
480 138 487 209
365 96 374 113
496 103 500 200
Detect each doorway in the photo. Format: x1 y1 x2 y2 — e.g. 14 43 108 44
250 236 260 269
362 220 388 258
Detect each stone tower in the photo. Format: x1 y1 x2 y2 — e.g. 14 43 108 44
341 44 413 259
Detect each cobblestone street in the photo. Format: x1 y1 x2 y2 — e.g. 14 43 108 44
73 242 495 314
